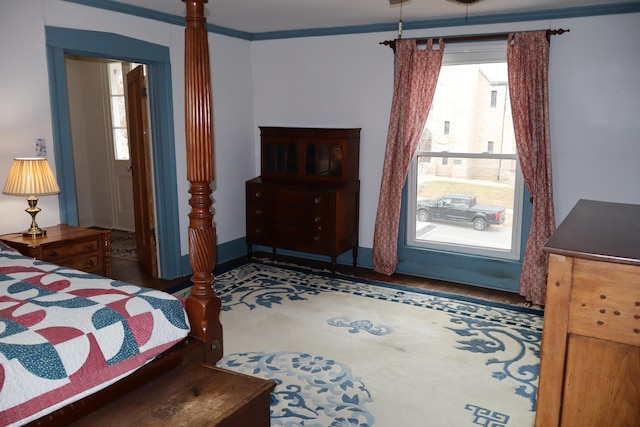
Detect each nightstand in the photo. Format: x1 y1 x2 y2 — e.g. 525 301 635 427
0 224 111 277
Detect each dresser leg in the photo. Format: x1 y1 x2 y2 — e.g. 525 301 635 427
352 247 358 267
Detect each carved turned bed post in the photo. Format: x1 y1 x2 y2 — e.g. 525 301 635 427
183 0 223 364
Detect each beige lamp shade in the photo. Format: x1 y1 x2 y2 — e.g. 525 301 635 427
3 157 61 236
3 157 61 196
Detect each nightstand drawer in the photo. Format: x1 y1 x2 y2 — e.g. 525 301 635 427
42 238 101 262
59 254 103 274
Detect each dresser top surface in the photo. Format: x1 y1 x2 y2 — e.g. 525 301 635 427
0 224 106 248
543 199 640 265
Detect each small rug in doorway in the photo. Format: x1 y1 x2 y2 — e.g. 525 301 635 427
178 261 543 426
109 230 137 260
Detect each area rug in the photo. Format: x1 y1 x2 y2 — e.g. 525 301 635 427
178 261 543 427
109 230 137 260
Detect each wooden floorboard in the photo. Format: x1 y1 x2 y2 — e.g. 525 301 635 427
110 252 529 306
110 257 187 291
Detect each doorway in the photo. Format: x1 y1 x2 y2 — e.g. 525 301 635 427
45 26 184 279
65 56 136 232
65 57 158 278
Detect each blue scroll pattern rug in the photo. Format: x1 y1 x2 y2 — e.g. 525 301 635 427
181 261 543 427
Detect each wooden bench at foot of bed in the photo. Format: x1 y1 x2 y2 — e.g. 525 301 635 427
70 361 275 427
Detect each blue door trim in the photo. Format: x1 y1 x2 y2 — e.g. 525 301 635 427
45 26 182 279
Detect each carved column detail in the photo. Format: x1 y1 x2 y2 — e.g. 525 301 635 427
183 0 223 364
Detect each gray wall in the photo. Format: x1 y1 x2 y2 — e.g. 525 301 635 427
1 1 638 269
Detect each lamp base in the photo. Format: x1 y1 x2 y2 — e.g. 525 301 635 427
23 198 47 237
23 227 47 237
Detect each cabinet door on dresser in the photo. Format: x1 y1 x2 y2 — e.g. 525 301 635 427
259 127 360 184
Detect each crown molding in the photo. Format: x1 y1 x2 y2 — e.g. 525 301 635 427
62 1 640 41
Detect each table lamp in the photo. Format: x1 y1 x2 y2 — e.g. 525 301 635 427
3 157 61 237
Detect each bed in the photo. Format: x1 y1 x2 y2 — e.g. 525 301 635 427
1 1 224 425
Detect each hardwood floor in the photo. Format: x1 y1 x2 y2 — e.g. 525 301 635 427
254 252 529 306
110 257 188 291
111 251 529 306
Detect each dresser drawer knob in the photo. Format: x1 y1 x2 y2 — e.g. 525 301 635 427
86 244 96 250
255 191 262 198
86 259 96 267
255 227 263 234
48 251 59 258
314 235 321 241
314 197 322 204
314 216 322 222
256 209 263 215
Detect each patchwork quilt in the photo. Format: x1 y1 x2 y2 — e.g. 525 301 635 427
0 242 190 426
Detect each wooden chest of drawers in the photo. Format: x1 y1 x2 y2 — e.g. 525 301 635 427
0 224 111 277
535 200 640 426
246 177 359 270
246 127 360 271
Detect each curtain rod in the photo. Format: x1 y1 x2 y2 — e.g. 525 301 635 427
380 28 569 51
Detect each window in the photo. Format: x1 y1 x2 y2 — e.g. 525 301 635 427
107 62 129 160
490 90 498 108
107 62 142 161
406 42 524 261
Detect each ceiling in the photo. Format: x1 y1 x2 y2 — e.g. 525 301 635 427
104 0 639 34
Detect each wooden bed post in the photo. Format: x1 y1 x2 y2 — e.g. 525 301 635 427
183 0 223 364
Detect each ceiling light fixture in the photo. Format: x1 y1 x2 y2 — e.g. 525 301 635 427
446 0 484 22
389 0 411 39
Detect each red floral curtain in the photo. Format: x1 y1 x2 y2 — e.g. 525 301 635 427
507 31 556 305
373 39 444 275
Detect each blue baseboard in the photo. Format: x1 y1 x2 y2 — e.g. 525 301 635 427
177 238 520 294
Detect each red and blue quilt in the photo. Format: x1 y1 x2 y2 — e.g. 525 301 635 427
0 242 190 426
